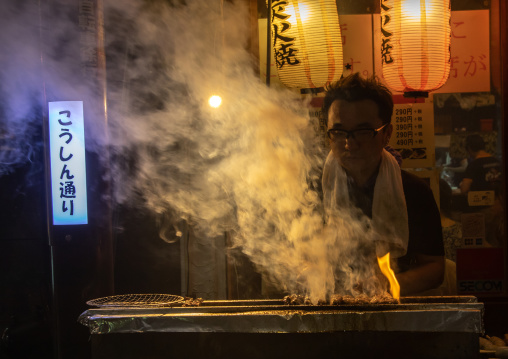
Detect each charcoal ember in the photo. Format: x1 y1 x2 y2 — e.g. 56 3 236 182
339 294 371 305
340 295 357 304
285 293 398 306
283 294 301 305
316 298 329 305
283 294 312 305
354 294 371 304
369 293 398 304
330 293 397 305
182 297 204 307
330 294 344 305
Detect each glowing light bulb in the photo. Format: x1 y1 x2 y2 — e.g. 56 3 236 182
297 3 310 23
285 3 310 26
208 95 222 108
402 1 422 21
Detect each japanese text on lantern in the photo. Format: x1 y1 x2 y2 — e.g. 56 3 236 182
380 0 393 65
271 1 300 69
48 101 88 225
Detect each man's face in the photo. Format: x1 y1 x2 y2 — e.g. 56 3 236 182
327 99 392 176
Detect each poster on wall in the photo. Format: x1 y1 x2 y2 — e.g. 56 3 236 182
434 10 490 94
388 103 435 168
339 14 374 79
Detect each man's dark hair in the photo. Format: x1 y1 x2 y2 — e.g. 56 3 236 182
465 134 485 152
321 73 394 125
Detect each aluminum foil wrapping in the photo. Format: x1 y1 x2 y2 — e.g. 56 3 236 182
78 297 484 335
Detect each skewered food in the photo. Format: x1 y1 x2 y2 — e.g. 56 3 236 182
284 292 397 305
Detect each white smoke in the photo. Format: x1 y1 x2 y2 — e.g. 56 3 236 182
0 0 388 303
0 1 45 175
100 0 388 302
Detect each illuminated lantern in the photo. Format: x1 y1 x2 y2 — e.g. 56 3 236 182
268 0 343 89
380 0 451 96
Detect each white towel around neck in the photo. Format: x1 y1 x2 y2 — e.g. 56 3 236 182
322 149 409 258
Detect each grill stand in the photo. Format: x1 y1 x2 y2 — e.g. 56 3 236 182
80 296 484 359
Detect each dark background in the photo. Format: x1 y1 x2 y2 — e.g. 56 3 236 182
0 0 506 358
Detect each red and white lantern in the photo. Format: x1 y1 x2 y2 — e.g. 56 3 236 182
380 0 451 95
268 0 343 89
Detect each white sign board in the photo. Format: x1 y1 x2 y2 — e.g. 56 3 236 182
389 103 435 168
48 101 88 225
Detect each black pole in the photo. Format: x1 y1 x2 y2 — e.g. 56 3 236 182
39 1 114 358
266 0 272 87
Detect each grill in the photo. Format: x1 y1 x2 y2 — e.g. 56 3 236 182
86 293 185 307
79 295 483 359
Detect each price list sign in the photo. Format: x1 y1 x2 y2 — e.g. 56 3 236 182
389 103 435 168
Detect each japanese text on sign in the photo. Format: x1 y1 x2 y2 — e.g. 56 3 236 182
389 103 435 168
435 10 490 93
48 101 88 225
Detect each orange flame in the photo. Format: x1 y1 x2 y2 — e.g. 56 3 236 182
377 252 400 301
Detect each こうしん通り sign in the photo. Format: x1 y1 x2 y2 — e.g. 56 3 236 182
48 101 88 225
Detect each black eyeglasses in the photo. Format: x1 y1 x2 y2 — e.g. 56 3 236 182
327 123 389 142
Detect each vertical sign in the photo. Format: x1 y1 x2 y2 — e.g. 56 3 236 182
48 101 88 225
389 103 435 168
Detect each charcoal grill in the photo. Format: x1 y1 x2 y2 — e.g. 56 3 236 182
79 296 483 359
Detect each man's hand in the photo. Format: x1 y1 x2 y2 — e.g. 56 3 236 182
460 178 473 193
395 254 445 296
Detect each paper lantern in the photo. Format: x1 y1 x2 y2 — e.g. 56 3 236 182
380 0 451 96
268 0 343 89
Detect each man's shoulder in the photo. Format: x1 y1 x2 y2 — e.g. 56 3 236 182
400 169 432 190
467 155 498 165
475 156 501 166
400 169 436 205
466 156 501 174
400 170 441 223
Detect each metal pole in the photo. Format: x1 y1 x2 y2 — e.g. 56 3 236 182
39 0 114 357
266 0 272 86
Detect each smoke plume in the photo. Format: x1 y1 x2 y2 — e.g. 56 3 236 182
0 0 388 303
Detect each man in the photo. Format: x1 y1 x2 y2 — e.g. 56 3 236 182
459 134 503 247
321 73 444 296
460 134 502 194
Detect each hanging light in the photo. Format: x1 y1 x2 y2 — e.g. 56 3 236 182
380 0 451 97
208 95 222 108
268 0 343 89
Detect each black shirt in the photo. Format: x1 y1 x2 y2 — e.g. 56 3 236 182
347 169 444 272
464 156 502 194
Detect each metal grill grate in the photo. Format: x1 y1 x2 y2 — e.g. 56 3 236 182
86 294 185 307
